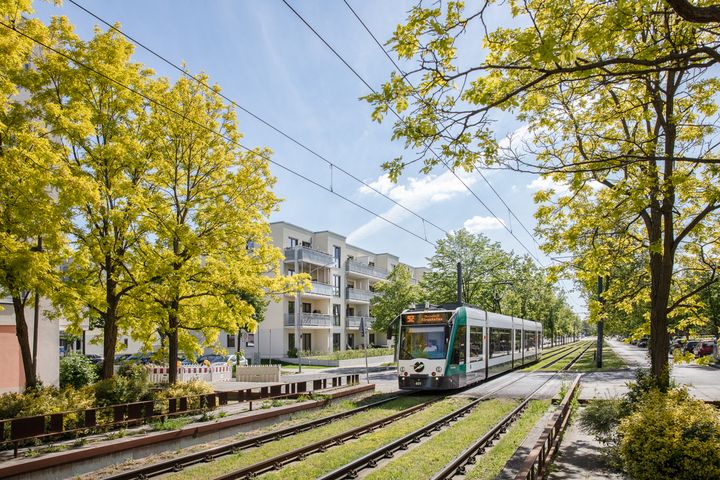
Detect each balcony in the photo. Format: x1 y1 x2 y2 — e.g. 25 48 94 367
284 313 334 328
346 316 375 330
345 260 387 280
346 287 376 303
284 246 335 267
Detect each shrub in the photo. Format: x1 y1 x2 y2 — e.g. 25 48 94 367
152 379 213 402
619 388 720 480
60 353 98 389
0 386 93 426
579 399 627 468
94 366 151 407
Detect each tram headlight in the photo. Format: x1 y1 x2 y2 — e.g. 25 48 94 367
400 366 405 372
435 366 442 373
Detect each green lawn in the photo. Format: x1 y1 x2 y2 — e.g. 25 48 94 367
465 400 551 480
364 399 519 480
524 342 590 372
167 395 459 480
569 342 627 371
257 397 471 480
308 347 394 361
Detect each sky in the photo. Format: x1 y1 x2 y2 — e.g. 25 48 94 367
30 0 585 316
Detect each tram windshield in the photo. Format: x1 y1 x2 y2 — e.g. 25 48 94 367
400 326 448 360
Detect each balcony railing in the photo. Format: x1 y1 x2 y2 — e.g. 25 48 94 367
308 281 336 297
284 246 335 267
346 316 375 329
345 260 387 279
346 287 376 302
284 313 334 328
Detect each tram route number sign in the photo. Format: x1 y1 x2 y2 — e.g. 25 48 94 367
403 312 450 324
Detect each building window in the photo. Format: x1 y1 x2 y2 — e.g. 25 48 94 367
333 275 341 297
334 246 341 267
227 334 236 348
347 334 355 349
289 237 298 247
369 333 376 346
246 333 255 347
288 301 295 314
302 302 312 313
333 333 341 351
368 261 375 267
333 304 341 326
287 268 295 276
347 306 355 317
302 240 312 247
289 333 296 350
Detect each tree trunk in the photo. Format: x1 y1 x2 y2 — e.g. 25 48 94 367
102 266 119 379
12 296 37 389
649 251 671 389
168 299 180 384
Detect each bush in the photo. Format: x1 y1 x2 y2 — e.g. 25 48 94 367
619 388 720 480
60 353 98 389
94 365 151 406
152 379 214 402
0 386 94 426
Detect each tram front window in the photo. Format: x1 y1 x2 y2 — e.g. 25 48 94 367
400 326 447 360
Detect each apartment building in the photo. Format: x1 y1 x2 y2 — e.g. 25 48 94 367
239 222 427 361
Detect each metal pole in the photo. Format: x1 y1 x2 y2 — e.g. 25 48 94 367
456 262 463 305
362 317 369 384
294 246 302 374
596 276 604 368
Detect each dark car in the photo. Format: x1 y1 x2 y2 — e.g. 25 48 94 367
637 337 649 348
85 354 103 364
684 341 700 354
114 353 132 363
694 341 717 357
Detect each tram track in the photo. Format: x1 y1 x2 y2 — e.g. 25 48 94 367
319 343 589 480
103 394 416 480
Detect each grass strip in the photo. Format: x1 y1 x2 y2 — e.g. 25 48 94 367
523 343 587 372
82 394 397 480
569 342 627 371
464 400 551 480
364 399 519 480
166 395 446 480
256 397 471 480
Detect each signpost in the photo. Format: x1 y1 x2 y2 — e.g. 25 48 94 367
360 316 369 384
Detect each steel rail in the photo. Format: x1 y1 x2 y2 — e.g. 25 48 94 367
559 342 594 371
210 396 442 480
428 351 589 479
537 341 591 370
104 394 404 480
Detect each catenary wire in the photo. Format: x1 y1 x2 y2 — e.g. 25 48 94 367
0 20 435 247
65 0 449 238
342 0 541 249
282 0 546 266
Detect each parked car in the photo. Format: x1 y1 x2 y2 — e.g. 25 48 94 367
637 337 649 348
197 354 248 367
126 352 153 365
228 354 248 367
84 353 103 364
683 340 700 354
694 340 717 358
114 353 132 363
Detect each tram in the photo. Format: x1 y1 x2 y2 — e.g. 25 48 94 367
397 305 543 390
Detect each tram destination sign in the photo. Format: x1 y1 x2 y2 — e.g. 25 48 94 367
402 311 451 324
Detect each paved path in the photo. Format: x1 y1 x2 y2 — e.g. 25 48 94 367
548 408 624 480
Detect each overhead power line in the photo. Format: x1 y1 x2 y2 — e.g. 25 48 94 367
65 0 449 240
342 0 542 250
282 0 545 266
0 20 436 247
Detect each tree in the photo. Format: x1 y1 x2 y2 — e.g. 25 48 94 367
370 264 425 332
366 1 720 387
34 19 154 379
422 229 512 308
0 2 78 388
135 74 306 383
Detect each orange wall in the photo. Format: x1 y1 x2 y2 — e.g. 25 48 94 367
0 326 23 391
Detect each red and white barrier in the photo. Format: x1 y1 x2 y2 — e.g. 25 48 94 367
146 363 232 384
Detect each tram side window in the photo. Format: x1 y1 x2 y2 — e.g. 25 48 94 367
469 327 483 362
490 328 512 358
451 326 466 365
514 330 522 353
525 330 536 351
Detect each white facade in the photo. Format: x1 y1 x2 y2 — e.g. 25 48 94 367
238 222 426 360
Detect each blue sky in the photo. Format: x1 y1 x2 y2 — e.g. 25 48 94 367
32 1 584 315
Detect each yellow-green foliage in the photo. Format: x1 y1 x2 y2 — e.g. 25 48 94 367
154 380 214 401
0 386 94 429
619 389 720 480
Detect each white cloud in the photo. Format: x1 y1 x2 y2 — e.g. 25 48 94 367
526 176 569 193
463 216 506 233
348 170 479 243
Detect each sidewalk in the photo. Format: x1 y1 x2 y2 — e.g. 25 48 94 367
548 410 624 479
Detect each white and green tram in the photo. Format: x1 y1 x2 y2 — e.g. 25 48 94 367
397 305 543 390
